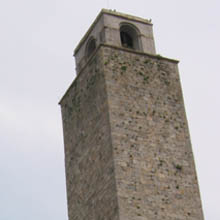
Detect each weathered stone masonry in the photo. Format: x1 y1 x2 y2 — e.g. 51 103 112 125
60 48 119 220
60 9 204 220
103 46 204 220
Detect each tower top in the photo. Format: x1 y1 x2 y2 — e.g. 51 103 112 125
74 9 152 54
74 9 156 74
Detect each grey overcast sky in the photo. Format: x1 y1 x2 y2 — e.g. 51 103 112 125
0 0 219 219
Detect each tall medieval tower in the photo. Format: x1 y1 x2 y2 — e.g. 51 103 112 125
59 9 204 220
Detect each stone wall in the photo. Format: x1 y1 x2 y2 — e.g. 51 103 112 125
60 45 204 220
60 48 119 220
103 46 204 220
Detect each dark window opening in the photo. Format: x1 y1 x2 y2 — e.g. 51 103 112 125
120 31 133 49
120 24 141 51
87 38 96 58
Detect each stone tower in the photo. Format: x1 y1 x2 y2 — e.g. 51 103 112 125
59 9 204 220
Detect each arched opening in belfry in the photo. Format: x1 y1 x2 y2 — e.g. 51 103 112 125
120 23 140 50
86 37 96 58
120 31 133 49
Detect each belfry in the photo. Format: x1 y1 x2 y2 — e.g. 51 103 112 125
59 9 204 220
